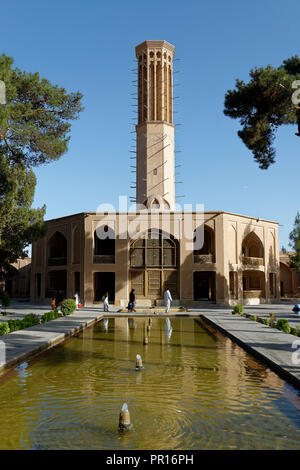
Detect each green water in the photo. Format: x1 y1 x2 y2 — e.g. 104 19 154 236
0 316 300 450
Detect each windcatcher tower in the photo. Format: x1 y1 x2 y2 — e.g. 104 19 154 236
135 40 175 210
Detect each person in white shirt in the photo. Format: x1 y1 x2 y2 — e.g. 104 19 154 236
164 289 172 313
103 293 109 312
74 292 80 310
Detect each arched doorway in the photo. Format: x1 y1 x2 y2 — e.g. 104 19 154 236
129 230 179 301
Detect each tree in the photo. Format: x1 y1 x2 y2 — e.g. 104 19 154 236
289 211 300 270
0 54 83 277
0 155 46 278
224 56 300 169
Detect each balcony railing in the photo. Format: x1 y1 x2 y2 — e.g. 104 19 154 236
243 290 264 299
241 256 264 266
93 255 115 264
48 257 67 266
194 254 215 264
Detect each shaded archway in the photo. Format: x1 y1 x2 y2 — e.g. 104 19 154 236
46 270 67 299
94 225 115 263
280 262 293 296
194 225 215 263
242 232 264 263
130 229 179 300
94 272 115 302
242 270 265 301
48 232 67 266
193 271 216 301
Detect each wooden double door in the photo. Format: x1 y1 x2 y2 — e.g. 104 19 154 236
130 269 178 300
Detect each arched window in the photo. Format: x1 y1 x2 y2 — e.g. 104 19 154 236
130 230 176 268
48 232 67 266
193 226 215 263
242 232 264 260
93 225 115 263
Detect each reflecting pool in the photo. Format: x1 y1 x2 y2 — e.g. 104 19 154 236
0 316 300 450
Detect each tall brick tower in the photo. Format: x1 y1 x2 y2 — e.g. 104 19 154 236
135 40 175 210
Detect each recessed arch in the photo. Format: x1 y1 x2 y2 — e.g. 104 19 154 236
93 225 115 263
48 232 67 266
130 229 179 300
242 231 264 259
193 225 215 263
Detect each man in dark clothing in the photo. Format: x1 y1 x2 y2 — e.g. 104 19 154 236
128 289 136 312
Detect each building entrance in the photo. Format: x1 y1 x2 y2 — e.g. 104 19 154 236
130 231 179 300
193 271 216 301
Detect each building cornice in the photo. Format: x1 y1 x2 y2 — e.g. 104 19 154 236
135 40 175 58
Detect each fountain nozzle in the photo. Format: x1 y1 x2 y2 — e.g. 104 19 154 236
135 354 143 370
119 403 131 431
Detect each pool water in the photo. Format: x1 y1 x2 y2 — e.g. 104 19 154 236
0 316 300 450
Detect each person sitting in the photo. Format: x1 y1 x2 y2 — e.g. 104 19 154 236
292 304 300 313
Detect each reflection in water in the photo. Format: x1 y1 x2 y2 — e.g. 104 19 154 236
101 318 109 331
0 317 299 450
165 318 172 341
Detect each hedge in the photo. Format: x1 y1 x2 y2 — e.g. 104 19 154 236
0 322 10 336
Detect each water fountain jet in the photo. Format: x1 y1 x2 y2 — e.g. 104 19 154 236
119 403 131 431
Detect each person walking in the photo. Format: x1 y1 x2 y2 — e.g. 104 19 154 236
103 292 109 312
128 288 136 312
164 289 172 313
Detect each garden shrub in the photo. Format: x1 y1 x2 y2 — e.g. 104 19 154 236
41 310 59 323
275 319 291 334
252 315 257 321
21 314 40 328
263 318 270 326
291 326 299 337
61 299 76 316
232 304 243 314
7 319 24 332
0 322 10 335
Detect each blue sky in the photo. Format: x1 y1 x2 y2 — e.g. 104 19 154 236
1 0 299 248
